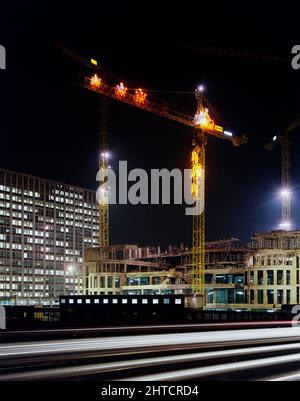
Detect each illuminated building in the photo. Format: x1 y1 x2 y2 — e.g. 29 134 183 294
248 230 300 308
84 231 300 311
83 240 249 307
0 169 99 305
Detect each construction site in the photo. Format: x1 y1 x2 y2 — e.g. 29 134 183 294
3 1 300 385
51 47 300 314
0 40 298 317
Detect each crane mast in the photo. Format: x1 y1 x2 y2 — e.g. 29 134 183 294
281 133 291 228
191 139 205 304
98 95 109 247
265 114 300 230
191 89 206 306
57 44 111 248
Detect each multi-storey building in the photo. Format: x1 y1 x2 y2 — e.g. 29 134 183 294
84 232 300 311
84 244 191 296
247 230 300 309
0 169 99 305
83 240 250 308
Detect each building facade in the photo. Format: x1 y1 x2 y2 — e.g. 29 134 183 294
247 230 300 309
83 240 250 308
0 169 99 305
84 232 300 311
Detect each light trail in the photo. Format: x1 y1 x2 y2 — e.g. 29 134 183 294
269 371 300 381
123 352 300 381
1 341 300 381
0 327 300 358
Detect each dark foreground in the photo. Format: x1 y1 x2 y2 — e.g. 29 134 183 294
1 324 300 381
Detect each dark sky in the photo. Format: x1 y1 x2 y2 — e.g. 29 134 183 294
1 1 300 247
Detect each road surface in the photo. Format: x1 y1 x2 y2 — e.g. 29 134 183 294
1 325 300 381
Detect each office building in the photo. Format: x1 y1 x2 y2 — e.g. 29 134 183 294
0 169 99 305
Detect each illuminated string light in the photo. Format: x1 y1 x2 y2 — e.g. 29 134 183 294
90 74 101 88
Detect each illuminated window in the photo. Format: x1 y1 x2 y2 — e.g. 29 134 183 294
132 299 138 304
267 271 274 285
103 299 108 304
107 276 113 288
258 290 264 304
77 299 82 304
153 299 159 304
267 290 274 305
163 298 170 304
61 299 66 304
112 299 118 304
122 298 128 304
142 299 148 304
277 270 283 285
286 270 291 285
258 271 264 285
85 299 91 304
94 299 100 304
175 299 182 304
277 289 283 305
69 299 74 304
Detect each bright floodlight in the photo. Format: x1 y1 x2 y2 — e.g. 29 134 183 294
280 189 291 197
224 130 233 137
101 152 110 159
197 84 204 92
279 221 292 230
273 136 277 142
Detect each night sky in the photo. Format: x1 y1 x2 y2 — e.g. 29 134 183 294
1 1 300 247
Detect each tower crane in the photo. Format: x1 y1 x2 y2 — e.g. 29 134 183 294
84 71 247 309
265 115 300 229
189 43 297 232
58 47 247 309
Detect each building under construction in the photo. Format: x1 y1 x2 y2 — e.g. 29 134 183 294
57 49 300 313
83 230 300 311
